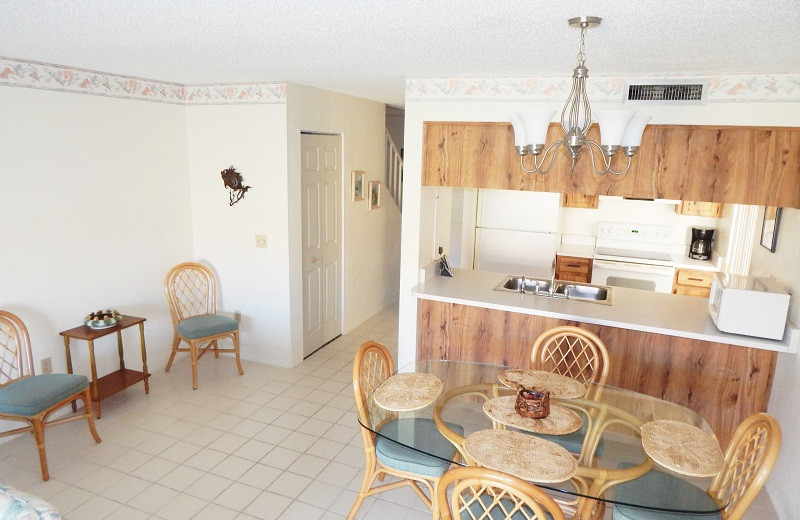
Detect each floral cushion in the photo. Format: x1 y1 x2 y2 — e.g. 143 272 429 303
0 483 61 520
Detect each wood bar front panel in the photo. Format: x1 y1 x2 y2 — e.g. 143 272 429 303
421 122 800 208
417 299 777 446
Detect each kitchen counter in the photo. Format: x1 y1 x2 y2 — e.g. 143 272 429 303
413 268 798 354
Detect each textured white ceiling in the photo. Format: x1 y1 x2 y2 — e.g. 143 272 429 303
2 0 798 106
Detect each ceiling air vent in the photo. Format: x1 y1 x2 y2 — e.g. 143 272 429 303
624 79 708 105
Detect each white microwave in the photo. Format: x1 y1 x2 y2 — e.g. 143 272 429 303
709 273 790 340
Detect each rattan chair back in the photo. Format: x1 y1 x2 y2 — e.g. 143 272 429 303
0 310 33 385
164 262 217 324
437 466 566 520
353 340 395 443
709 412 781 520
530 326 609 399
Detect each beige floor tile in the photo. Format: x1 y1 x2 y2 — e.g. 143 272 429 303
126 483 180 514
267 471 313 499
102 474 152 503
156 492 208 520
194 502 240 520
243 490 293 520
213 481 262 511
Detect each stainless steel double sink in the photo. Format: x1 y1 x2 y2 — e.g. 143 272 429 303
494 275 613 305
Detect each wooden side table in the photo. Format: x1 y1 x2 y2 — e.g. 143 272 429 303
60 315 150 418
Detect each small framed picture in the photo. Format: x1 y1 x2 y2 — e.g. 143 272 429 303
369 181 381 210
351 171 365 202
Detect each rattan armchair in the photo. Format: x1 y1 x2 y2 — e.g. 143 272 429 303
0 310 101 481
164 262 244 389
613 412 781 520
349 340 460 520
529 326 609 399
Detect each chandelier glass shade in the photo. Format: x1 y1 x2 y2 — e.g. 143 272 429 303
511 17 652 176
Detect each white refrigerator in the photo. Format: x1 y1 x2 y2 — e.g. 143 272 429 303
474 189 561 276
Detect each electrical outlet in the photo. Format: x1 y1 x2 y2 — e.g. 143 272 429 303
234 310 241 323
41 357 53 374
255 235 267 248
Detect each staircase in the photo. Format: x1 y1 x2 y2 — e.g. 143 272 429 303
385 130 403 210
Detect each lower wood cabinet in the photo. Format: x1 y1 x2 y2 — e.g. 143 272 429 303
416 298 777 447
673 268 715 298
556 255 593 283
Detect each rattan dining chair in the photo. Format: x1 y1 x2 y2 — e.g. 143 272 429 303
529 326 609 397
164 262 243 389
529 326 610 458
613 413 781 520
0 310 101 481
436 465 566 520
349 340 461 520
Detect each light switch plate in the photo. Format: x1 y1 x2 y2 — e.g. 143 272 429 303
255 235 267 248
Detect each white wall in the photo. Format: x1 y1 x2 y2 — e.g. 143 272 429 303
286 84 400 365
749 207 800 519
185 103 292 367
0 87 193 381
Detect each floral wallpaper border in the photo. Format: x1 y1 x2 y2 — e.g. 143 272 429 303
406 74 800 102
0 57 286 104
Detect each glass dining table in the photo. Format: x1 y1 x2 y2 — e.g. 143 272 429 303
358 360 726 520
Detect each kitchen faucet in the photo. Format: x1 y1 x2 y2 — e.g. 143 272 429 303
549 259 556 295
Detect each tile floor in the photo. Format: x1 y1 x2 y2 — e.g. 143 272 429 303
0 305 779 519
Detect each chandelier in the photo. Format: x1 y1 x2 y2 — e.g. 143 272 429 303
510 16 651 176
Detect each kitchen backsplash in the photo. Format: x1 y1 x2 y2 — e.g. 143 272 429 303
561 196 720 246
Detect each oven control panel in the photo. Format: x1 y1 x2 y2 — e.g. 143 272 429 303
597 223 674 245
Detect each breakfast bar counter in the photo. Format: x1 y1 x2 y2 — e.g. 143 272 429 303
413 268 795 445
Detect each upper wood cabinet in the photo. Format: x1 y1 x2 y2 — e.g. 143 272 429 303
562 194 599 209
422 122 800 208
676 201 724 217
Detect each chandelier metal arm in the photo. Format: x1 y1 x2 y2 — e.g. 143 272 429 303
519 141 564 175
585 140 633 176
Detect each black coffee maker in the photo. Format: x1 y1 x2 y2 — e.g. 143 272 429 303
689 227 715 260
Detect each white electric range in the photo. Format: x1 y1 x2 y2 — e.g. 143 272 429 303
591 222 676 293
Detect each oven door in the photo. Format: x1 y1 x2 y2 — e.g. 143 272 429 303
591 259 675 293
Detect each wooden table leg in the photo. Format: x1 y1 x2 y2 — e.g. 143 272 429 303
63 336 77 413
139 322 149 394
116 330 125 371
87 339 101 419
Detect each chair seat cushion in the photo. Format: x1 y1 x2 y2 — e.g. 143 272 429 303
612 463 721 520
375 418 463 478
534 411 605 456
0 374 89 416
178 314 238 340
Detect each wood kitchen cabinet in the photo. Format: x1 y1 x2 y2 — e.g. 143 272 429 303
422 122 800 208
555 255 593 283
672 268 715 297
562 193 599 209
676 201 724 218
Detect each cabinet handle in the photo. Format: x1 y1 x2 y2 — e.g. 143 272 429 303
687 277 703 281
566 263 582 268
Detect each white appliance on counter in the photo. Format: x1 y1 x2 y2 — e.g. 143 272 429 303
591 222 676 293
474 189 560 275
709 273 790 340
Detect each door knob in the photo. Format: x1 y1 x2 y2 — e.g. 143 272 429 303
311 258 318 263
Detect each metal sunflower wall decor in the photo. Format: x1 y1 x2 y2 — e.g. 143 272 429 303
220 165 252 206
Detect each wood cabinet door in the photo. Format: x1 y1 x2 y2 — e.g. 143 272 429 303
422 122 800 208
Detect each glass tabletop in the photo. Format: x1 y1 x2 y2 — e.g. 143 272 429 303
357 359 726 516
